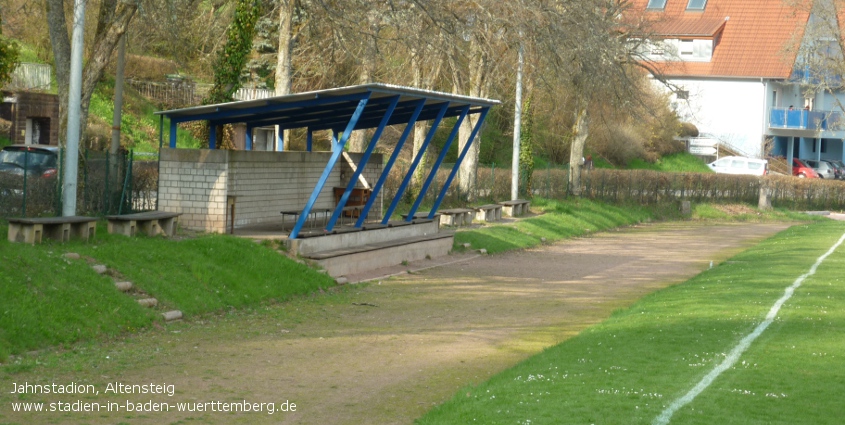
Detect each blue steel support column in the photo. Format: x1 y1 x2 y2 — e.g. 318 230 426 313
169 118 177 148
307 129 313 152
407 106 469 220
278 127 284 151
326 96 399 231
356 99 426 227
246 125 254 150
209 124 217 150
332 130 339 150
289 96 371 239
159 115 165 148
431 108 490 215
381 102 449 225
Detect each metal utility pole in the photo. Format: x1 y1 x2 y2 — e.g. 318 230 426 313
511 37 524 201
62 0 86 216
111 34 126 157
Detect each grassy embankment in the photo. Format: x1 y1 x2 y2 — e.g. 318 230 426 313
0 223 333 361
419 219 845 425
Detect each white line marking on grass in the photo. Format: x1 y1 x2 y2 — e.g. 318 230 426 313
653 230 845 425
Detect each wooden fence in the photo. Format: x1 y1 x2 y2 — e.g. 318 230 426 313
7 63 52 90
126 80 274 109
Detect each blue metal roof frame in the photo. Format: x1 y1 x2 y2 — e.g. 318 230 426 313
156 83 501 238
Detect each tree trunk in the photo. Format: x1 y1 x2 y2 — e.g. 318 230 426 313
568 106 589 196
410 48 442 195
275 0 293 150
45 0 71 145
46 0 137 146
349 9 380 153
457 40 488 201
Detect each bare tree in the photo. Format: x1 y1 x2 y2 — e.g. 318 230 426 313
46 0 137 145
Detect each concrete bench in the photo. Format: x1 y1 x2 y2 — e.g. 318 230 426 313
401 211 439 221
499 199 531 217
473 204 502 222
437 208 474 226
8 216 97 244
107 211 181 237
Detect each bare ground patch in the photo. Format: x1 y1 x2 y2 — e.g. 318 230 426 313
0 222 791 425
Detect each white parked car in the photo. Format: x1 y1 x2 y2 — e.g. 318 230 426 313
707 156 768 176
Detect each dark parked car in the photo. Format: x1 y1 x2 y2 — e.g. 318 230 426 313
0 145 59 178
828 159 845 180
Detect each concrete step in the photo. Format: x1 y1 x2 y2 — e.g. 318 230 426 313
304 232 454 278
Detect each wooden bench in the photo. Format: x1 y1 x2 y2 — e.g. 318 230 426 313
499 199 531 217
107 211 181 237
437 208 474 226
473 204 502 222
7 216 97 244
281 208 331 229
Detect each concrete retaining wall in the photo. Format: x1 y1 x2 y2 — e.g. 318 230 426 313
289 220 440 256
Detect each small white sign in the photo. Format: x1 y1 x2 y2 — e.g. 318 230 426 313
689 146 718 155
689 138 718 147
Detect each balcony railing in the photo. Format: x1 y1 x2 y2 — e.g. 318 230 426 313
769 108 843 131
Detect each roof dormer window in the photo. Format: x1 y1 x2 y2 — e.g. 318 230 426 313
647 0 668 10
687 0 708 10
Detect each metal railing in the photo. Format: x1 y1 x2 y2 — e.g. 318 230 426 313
769 108 842 131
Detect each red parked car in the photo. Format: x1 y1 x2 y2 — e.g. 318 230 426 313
793 158 820 178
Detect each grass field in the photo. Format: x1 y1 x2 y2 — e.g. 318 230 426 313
418 220 845 424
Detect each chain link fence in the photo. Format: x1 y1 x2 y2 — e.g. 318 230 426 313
0 149 158 219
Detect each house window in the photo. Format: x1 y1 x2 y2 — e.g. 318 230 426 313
680 40 694 55
687 0 707 10
676 90 689 100
647 0 667 9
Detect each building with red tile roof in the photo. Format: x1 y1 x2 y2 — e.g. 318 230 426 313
631 0 845 167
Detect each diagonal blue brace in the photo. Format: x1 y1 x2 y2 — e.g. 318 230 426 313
357 99 426 228
407 105 469 220
431 107 490 215
289 96 371 239
381 102 450 225
326 95 400 232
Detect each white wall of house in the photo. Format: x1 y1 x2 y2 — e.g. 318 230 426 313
664 78 767 157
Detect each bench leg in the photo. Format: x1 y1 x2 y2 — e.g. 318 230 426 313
138 219 161 236
44 223 71 242
109 220 137 237
159 217 177 236
70 222 96 242
8 223 44 244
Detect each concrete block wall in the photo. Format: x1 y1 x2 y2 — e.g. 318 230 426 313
227 151 383 227
158 148 385 232
158 149 229 233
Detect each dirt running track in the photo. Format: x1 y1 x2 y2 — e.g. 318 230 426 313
0 222 792 425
